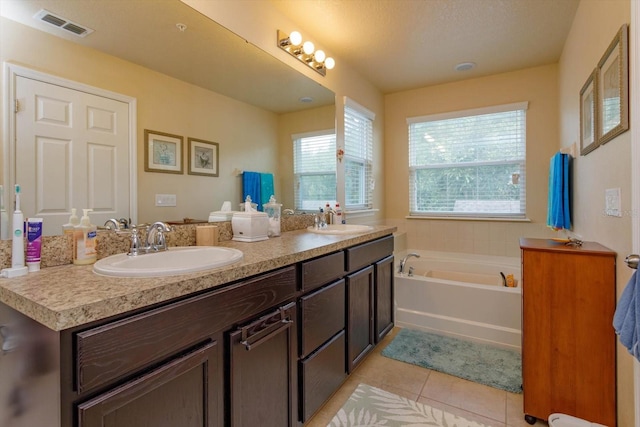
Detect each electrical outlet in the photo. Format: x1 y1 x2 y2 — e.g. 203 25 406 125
155 194 177 207
605 188 621 217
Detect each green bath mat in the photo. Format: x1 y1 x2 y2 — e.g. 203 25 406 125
382 328 522 393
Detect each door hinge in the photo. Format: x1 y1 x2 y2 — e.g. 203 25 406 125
14 99 19 113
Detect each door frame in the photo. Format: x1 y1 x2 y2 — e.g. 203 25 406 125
630 3 640 427
2 62 138 225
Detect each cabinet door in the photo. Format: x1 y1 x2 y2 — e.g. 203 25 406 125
77 340 221 427
374 255 394 343
346 266 374 373
228 303 297 427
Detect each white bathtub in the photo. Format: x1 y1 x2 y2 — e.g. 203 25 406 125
394 250 522 351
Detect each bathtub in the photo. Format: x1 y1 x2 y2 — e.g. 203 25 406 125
394 250 522 351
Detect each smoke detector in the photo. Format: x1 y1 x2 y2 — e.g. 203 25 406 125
454 62 476 72
33 9 94 38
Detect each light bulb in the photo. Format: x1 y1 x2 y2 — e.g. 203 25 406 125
289 31 302 46
314 50 326 63
303 41 315 55
324 57 335 70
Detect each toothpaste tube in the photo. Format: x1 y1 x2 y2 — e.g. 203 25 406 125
26 218 43 272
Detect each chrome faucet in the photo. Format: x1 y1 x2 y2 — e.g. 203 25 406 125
104 218 121 231
127 222 172 256
146 221 172 252
398 253 420 274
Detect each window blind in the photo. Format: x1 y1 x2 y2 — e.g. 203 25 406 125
408 102 527 218
344 101 374 210
293 131 336 211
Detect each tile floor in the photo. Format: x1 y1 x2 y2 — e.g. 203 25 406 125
306 328 548 427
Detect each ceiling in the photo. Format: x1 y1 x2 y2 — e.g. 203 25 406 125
269 0 581 93
1 0 581 104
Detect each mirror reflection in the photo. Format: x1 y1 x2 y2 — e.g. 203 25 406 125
1 0 335 238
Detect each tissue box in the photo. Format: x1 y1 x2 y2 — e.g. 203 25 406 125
231 212 269 242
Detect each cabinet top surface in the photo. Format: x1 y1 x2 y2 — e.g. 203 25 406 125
0 226 396 331
519 237 616 256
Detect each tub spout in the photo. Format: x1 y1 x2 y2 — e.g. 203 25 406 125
399 253 420 274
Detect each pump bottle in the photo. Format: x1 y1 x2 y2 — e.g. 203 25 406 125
73 209 97 265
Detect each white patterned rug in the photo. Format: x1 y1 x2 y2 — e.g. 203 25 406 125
328 384 492 427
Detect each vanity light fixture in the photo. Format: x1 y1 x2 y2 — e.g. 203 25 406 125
277 30 335 76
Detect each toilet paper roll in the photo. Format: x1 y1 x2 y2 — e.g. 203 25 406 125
196 225 219 246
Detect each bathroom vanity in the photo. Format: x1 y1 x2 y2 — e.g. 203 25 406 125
0 226 395 427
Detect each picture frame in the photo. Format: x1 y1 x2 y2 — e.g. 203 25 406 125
596 23 629 146
188 137 219 177
579 69 598 155
144 129 183 174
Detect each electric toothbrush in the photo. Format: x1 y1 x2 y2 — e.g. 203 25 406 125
1 185 28 277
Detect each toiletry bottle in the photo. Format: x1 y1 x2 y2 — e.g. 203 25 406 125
74 209 97 265
325 202 332 224
335 203 343 224
63 208 79 235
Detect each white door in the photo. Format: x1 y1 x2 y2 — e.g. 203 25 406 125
13 76 131 236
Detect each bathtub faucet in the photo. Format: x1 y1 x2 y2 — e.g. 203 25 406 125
399 253 420 274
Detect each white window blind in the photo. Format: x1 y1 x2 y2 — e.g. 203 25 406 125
293 130 336 211
408 102 528 218
344 100 374 210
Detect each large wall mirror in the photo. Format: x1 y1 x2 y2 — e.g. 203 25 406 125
1 0 335 238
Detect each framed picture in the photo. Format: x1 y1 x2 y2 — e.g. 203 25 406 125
596 23 629 145
144 130 183 174
188 137 219 177
579 69 598 155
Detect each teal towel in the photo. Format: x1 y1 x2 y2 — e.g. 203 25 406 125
546 153 571 230
260 173 274 211
242 172 261 211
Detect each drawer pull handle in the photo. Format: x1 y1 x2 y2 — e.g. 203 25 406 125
239 305 294 351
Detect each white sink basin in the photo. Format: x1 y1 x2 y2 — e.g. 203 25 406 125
306 224 373 235
93 246 243 278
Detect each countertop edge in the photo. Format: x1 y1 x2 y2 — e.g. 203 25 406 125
0 226 396 331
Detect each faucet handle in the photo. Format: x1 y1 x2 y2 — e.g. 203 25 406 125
128 226 143 256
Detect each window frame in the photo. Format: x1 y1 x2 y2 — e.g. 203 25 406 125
407 102 528 220
344 97 375 212
292 129 337 212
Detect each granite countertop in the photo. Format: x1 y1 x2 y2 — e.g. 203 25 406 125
0 225 396 331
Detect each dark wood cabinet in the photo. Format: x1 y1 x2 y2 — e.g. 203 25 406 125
374 255 394 343
520 238 616 426
228 303 297 427
346 265 374 373
78 339 221 427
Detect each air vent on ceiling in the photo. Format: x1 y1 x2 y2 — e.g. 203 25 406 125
33 9 94 38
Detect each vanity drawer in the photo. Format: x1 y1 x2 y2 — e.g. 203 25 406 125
300 331 347 423
75 266 296 393
301 251 345 292
345 235 394 272
299 279 345 358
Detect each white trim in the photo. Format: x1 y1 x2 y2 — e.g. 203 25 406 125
3 62 138 224
407 101 529 124
291 128 335 141
343 96 375 120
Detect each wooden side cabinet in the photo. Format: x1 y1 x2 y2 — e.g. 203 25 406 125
520 238 616 426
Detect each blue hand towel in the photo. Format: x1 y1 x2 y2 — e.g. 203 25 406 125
242 171 261 211
260 173 274 211
546 152 571 230
614 271 640 361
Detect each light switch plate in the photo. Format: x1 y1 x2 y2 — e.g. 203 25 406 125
155 194 177 207
605 188 621 217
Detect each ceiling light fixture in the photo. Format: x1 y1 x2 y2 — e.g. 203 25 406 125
277 30 335 76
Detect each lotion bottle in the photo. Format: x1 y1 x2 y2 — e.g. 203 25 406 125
74 209 97 265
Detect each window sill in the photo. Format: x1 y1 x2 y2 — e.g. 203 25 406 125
406 215 531 223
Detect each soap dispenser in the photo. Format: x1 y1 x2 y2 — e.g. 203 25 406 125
74 209 97 265
263 195 282 237
63 208 79 236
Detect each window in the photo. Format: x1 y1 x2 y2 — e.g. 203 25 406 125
293 130 336 210
344 99 374 210
408 102 528 218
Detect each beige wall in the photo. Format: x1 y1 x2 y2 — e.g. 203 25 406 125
0 17 281 225
558 1 634 426
384 64 559 256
